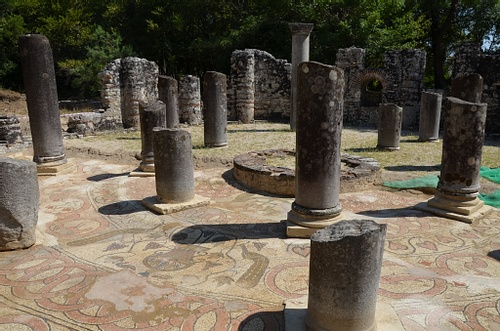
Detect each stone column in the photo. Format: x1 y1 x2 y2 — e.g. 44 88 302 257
179 75 202 125
138 101 166 172
419 91 443 142
0 157 39 250
158 75 180 128
307 219 386 331
233 51 255 123
377 103 403 150
19 34 66 166
153 128 194 203
287 62 345 238
450 73 483 103
202 71 228 147
289 23 314 131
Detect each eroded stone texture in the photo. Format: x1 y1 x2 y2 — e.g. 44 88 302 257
307 219 386 331
0 116 23 145
158 75 180 128
228 49 291 121
19 34 66 166
0 157 39 250
419 91 443 142
202 71 228 147
289 23 314 131
377 103 403 150
153 128 194 203
450 73 483 103
179 76 202 125
139 101 167 172
287 62 345 232
438 96 487 196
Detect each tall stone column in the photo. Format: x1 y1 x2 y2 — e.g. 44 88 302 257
307 219 386 331
418 74 493 223
179 75 202 125
0 157 39 250
202 71 228 147
287 62 345 238
137 101 166 173
419 91 443 142
158 75 180 128
233 51 255 124
377 103 403 150
289 23 314 131
19 34 66 167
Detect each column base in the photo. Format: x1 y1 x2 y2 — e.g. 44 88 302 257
129 168 155 177
37 158 75 176
376 145 400 151
415 194 494 224
286 204 343 238
204 143 228 148
141 195 210 215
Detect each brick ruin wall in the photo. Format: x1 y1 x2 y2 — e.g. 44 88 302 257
453 42 500 135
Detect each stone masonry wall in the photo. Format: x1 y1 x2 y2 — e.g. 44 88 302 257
453 42 500 135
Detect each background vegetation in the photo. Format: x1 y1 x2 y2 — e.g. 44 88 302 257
1 0 499 100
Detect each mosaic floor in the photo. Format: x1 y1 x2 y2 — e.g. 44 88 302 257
0 158 499 330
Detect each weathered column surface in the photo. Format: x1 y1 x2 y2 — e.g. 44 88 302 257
233 51 255 123
138 101 166 172
0 116 23 145
0 157 39 250
287 61 344 238
450 73 483 103
19 34 66 166
377 103 403 150
179 75 202 125
153 128 194 203
158 75 180 128
307 219 386 331
202 71 228 147
289 23 314 131
418 91 443 142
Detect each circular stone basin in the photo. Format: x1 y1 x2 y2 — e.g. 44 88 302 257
233 149 381 197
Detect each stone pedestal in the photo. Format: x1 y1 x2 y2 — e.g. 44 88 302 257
287 62 345 238
202 71 228 147
179 75 202 125
418 91 442 142
377 103 403 150
142 128 209 214
19 34 67 170
306 219 386 331
289 23 314 131
0 157 39 250
131 101 166 176
417 95 493 223
158 75 180 128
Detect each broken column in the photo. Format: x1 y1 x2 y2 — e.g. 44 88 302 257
0 157 39 250
419 73 493 223
377 103 403 150
289 23 314 131
287 61 345 238
19 34 67 169
158 75 180 128
136 101 166 173
202 71 228 147
418 91 443 142
179 75 202 125
141 128 209 214
307 219 386 331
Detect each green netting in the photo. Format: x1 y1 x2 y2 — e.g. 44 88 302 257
383 174 439 189
479 190 500 208
480 166 500 184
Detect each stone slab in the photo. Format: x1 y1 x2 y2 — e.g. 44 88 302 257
129 169 155 177
427 196 483 215
37 159 75 176
141 195 210 215
415 201 495 224
284 297 405 331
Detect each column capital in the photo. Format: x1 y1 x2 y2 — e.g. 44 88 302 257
289 23 314 36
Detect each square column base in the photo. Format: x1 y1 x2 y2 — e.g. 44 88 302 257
129 168 155 177
141 195 210 215
286 212 344 238
37 159 76 176
415 199 494 224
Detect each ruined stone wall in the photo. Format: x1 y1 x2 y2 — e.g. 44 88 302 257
336 47 426 129
453 42 500 134
228 49 291 121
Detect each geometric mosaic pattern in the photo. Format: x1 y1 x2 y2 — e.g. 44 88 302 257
0 159 498 330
